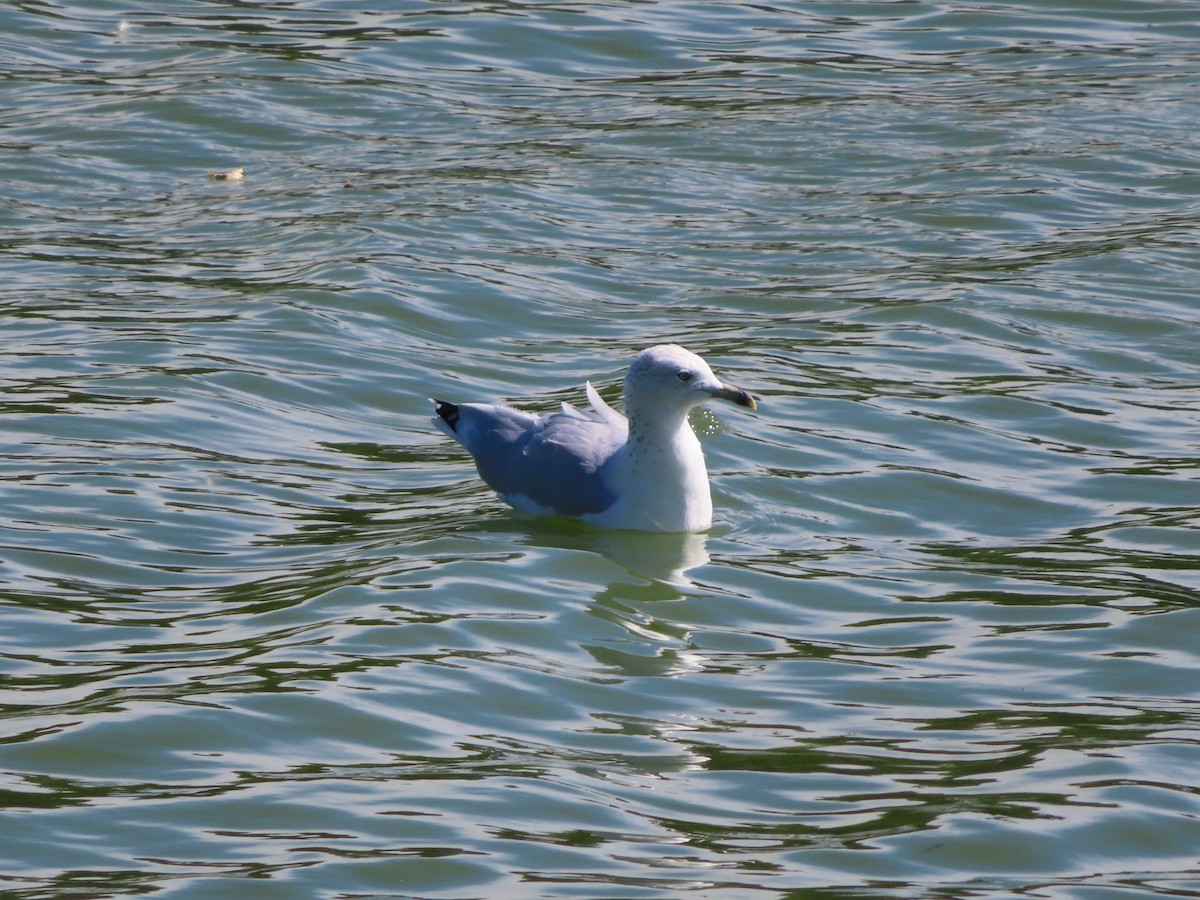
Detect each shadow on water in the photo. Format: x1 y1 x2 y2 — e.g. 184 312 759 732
514 517 713 590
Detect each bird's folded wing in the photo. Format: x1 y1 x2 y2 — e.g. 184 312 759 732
454 403 627 516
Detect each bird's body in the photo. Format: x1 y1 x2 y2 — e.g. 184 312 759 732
433 345 756 532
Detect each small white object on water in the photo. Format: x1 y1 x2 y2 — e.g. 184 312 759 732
208 166 244 181
432 344 757 532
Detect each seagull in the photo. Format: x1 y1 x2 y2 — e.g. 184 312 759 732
432 344 756 532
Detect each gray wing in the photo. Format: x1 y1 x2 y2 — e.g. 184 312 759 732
450 398 628 516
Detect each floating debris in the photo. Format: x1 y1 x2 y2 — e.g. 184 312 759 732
208 166 245 181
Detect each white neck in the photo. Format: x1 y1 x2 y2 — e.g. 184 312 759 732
615 409 713 532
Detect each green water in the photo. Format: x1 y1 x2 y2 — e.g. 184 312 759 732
2 2 1199 897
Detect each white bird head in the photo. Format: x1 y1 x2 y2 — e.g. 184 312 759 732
623 345 756 422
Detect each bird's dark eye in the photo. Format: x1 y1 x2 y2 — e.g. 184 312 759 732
677 371 693 382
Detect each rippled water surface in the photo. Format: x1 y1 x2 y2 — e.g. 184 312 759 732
3 1 1200 897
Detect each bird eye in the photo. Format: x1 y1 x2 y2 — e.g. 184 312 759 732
677 371 693 382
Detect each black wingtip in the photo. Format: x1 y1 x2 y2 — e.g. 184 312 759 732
433 399 460 432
